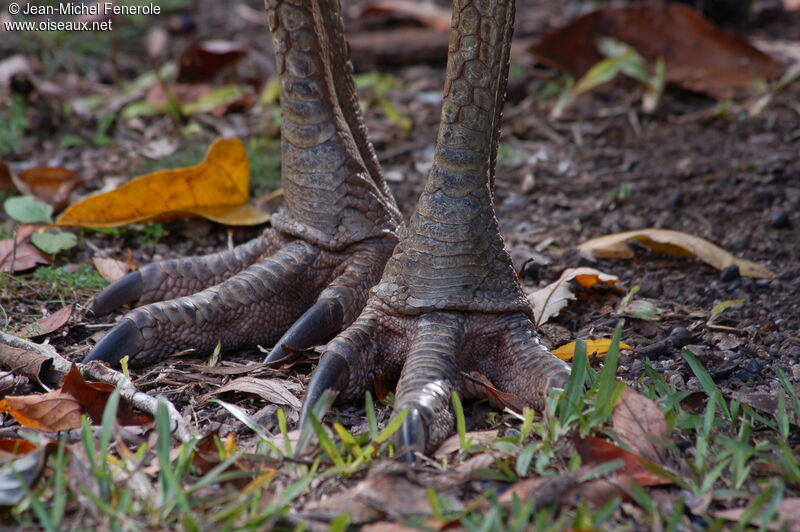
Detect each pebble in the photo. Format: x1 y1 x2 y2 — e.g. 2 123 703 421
522 260 545 281
669 326 694 346
736 359 762 381
771 211 791 229
668 373 684 388
720 264 740 282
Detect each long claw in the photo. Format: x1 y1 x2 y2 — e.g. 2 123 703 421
396 407 427 462
83 318 144 366
300 353 349 428
92 271 143 315
264 297 344 364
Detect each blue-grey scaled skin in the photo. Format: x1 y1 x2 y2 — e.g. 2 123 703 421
304 0 570 458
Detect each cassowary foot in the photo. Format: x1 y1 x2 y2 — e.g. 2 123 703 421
303 303 570 460
85 229 394 366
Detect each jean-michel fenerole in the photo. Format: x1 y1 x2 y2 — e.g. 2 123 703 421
20 2 160 16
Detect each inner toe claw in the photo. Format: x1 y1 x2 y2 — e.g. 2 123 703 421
92 271 143 316
265 297 344 364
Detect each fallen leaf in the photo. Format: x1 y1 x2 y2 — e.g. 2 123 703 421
465 371 528 414
531 3 784 100
612 387 668 463
528 267 620 326
0 390 84 432
92 256 130 282
578 229 773 278
18 304 72 338
497 470 586 509
30 229 78 255
574 435 672 488
356 0 452 31
0 446 49 506
570 435 673 506
714 497 800 531
13 167 85 212
55 138 268 227
60 365 151 426
348 28 450 68
551 338 632 361
0 438 37 460
304 465 457 523
0 225 50 273
200 376 302 410
0 161 18 192
0 55 34 88
0 364 151 431
434 430 499 458
619 298 663 321
0 337 61 387
177 40 246 83
4 195 53 224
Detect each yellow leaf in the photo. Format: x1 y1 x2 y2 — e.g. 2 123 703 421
578 228 773 278
528 267 619 326
55 138 266 227
551 338 632 361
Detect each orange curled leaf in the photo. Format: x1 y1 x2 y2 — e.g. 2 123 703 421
55 138 268 228
551 338 631 361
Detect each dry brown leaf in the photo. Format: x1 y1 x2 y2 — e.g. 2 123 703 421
177 40 247 83
356 0 452 31
434 430 499 458
0 364 151 431
55 138 268 227
465 371 528 414
612 387 668 464
200 376 302 410
0 161 18 192
714 497 800 531
0 225 50 273
0 390 84 432
304 466 453 523
551 338 632 361
578 228 773 278
528 267 619 326
18 304 72 338
570 435 673 506
13 167 85 212
92 256 130 282
0 437 37 460
574 435 672 487
531 3 784 99
348 28 450 67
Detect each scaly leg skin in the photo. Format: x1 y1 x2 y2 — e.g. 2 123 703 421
302 0 570 459
85 0 402 367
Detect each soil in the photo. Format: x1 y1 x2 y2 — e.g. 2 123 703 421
2 0 800 524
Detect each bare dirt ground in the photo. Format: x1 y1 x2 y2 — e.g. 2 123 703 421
2 0 799 527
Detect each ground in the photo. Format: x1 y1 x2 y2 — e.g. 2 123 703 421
1 0 799 530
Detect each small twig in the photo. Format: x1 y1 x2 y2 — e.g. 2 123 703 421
82 361 194 443
0 332 193 442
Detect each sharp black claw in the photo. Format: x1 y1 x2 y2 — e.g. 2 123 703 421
83 318 145 366
396 408 427 462
265 298 344 364
92 271 143 315
299 353 349 428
